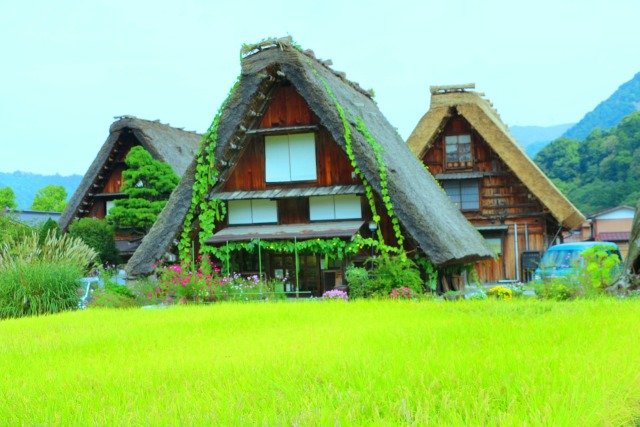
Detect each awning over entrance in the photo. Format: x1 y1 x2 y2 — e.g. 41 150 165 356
206 220 365 244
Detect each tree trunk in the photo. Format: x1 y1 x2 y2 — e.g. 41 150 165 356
607 200 640 294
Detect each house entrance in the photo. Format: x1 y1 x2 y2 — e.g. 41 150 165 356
270 253 320 296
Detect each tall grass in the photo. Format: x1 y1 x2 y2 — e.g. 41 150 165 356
0 231 97 318
1 299 639 425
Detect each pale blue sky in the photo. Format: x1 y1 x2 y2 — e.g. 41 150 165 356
1 0 639 175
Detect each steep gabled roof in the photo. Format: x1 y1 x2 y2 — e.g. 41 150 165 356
127 38 492 276
59 116 202 231
406 86 585 229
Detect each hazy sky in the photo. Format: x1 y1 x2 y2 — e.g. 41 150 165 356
1 0 639 175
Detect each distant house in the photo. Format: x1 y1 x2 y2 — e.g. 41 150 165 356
127 38 493 293
59 116 201 259
407 84 585 283
567 205 636 259
1 208 61 225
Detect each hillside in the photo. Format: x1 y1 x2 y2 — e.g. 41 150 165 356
510 123 573 157
563 71 640 140
535 111 640 214
0 171 82 210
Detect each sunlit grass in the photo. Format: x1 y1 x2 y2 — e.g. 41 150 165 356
1 299 640 425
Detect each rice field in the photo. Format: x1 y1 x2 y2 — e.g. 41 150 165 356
1 298 640 426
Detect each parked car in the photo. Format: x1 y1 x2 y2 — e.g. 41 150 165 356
534 241 622 283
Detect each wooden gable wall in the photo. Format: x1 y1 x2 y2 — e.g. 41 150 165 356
221 84 359 192
422 114 554 282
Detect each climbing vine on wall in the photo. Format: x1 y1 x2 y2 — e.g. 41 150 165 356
307 60 405 249
210 234 401 274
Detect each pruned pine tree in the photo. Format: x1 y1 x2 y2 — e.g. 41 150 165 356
106 146 179 235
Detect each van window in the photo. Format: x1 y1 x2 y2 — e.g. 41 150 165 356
540 250 582 269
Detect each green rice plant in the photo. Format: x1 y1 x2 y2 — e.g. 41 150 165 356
1 299 640 425
0 231 97 318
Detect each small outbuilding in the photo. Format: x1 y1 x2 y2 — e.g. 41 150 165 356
407 84 585 283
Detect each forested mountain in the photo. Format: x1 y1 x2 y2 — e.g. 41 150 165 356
535 111 640 214
0 171 81 210
510 123 573 157
563 72 640 140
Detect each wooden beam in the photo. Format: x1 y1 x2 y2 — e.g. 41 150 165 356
430 83 475 95
245 125 319 135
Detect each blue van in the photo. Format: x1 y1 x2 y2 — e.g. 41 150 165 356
534 241 622 283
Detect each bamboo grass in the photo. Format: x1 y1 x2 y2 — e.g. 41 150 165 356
1 299 639 425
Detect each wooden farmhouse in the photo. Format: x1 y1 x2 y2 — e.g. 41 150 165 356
127 38 493 294
59 116 201 259
407 84 585 283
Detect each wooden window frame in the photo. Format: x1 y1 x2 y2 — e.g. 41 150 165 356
264 132 317 183
443 133 473 170
442 179 480 211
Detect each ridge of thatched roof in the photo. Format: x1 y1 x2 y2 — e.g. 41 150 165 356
406 88 585 229
59 116 202 232
127 40 493 276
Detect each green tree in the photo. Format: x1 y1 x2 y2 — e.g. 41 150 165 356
0 186 17 210
106 146 179 235
68 217 120 265
31 185 68 212
534 111 640 213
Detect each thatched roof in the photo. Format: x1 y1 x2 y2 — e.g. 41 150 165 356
59 116 202 231
406 87 585 229
127 38 493 276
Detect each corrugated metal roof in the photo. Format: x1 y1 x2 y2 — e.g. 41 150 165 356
598 232 630 242
210 185 365 200
206 220 364 243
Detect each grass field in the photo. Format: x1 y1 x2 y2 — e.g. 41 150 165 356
1 298 640 426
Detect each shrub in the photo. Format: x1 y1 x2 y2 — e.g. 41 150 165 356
38 218 61 245
389 286 415 300
68 217 120 265
345 265 374 299
346 254 425 299
370 254 424 297
0 231 97 318
322 289 348 301
487 286 513 300
0 214 33 245
88 286 139 309
534 281 576 301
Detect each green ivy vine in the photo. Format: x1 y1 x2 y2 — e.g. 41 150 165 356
210 234 401 273
307 61 405 250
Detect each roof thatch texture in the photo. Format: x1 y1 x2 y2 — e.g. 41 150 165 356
59 116 201 232
127 38 493 276
406 89 585 229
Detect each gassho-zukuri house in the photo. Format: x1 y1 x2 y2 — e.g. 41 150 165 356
59 116 201 259
126 37 493 295
406 84 585 283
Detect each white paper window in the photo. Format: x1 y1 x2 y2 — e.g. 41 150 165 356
251 199 278 223
309 196 335 221
265 133 317 182
334 195 362 219
228 199 277 224
106 200 116 215
310 195 362 221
